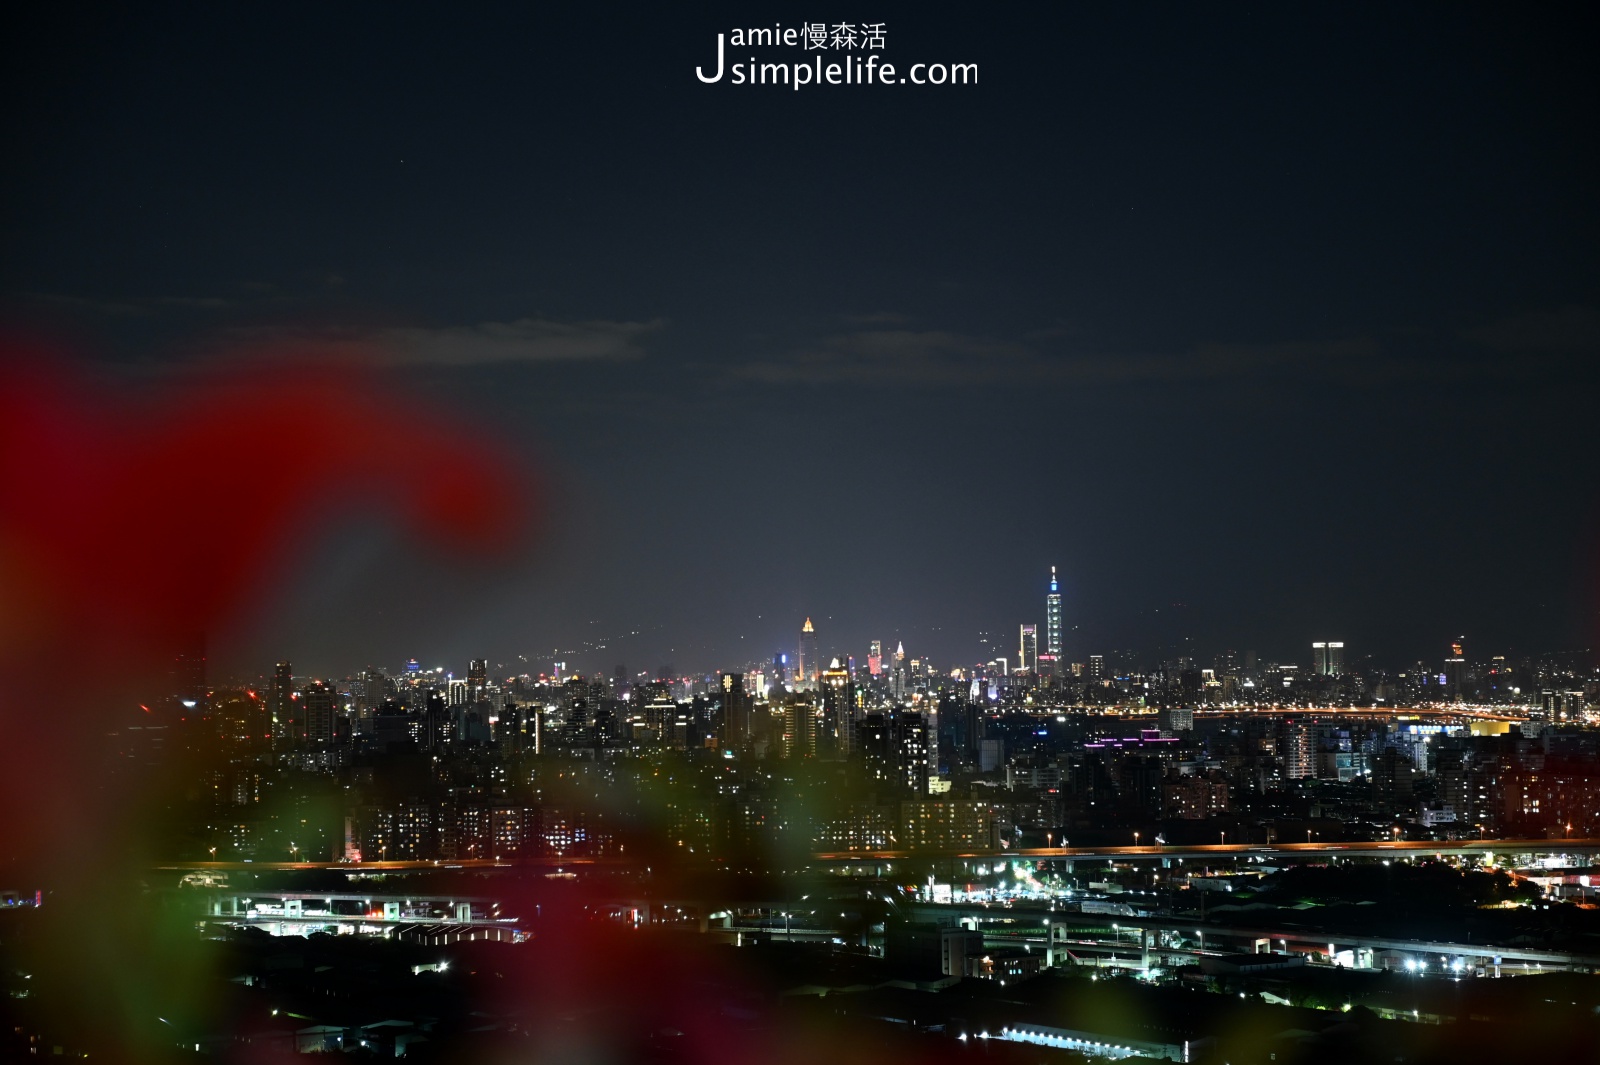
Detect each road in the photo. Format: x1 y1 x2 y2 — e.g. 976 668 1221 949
153 837 1600 874
811 837 1600 863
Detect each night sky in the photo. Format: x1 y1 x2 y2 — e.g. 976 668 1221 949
5 4 1597 679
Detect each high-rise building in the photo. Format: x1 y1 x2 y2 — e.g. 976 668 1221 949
421 691 452 748
1444 638 1467 701
720 673 752 752
1157 707 1194 735
1312 641 1345 676
1542 688 1586 723
302 681 337 746
1018 624 1038 674
959 699 986 761
894 712 931 794
781 696 818 759
798 617 819 689
642 685 676 744
1087 654 1104 680
268 661 295 745
820 657 855 758
467 658 488 696
356 667 388 714
868 640 883 677
1043 562 1056 655
853 713 894 783
1278 719 1316 779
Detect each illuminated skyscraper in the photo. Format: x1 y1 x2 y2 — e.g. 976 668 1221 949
1036 569 1062 674
854 714 893 782
868 640 883 677
781 697 818 759
894 712 931 793
820 657 855 758
302 680 336 745
1279 719 1316 779
798 617 819 689
1018 624 1037 673
1444 638 1467 700
268 661 295 745
1312 641 1344 676
1043 562 1056 655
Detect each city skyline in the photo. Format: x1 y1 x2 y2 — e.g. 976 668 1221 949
5 8 1598 1061
208 567 1590 684
5 7 1595 684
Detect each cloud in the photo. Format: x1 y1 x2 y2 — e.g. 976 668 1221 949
730 329 1385 387
1462 306 1600 353
196 316 663 369
13 286 661 368
376 316 663 366
730 329 1034 386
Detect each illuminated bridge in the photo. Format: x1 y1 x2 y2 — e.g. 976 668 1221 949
810 838 1600 866
154 839 1600 876
902 901 1600 974
199 889 526 942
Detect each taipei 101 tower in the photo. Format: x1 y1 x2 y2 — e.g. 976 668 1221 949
1042 567 1063 677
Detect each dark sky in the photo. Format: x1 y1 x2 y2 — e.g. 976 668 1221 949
5 4 1597 680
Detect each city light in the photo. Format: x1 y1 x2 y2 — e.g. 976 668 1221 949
3 7 1592 1062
